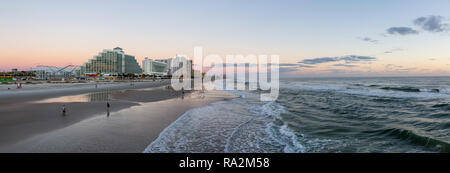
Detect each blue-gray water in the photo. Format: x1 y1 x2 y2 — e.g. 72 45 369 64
146 77 450 153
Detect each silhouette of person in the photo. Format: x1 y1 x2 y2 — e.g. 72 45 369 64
106 102 110 117
62 104 66 115
181 88 185 99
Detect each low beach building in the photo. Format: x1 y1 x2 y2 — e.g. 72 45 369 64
142 57 170 76
29 66 80 80
142 55 194 77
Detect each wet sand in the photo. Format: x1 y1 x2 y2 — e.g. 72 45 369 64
0 81 236 152
0 80 171 105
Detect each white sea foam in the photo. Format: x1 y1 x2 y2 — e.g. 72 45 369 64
279 124 306 153
144 98 255 153
144 89 313 153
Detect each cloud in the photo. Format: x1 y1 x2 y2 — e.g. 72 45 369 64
333 64 358 67
297 64 315 68
384 48 404 54
429 58 436 61
299 57 336 64
298 55 376 65
278 63 297 66
277 63 315 68
387 27 419 35
279 67 300 73
358 37 378 44
385 64 417 72
395 68 417 72
414 16 449 32
324 69 350 73
385 64 403 69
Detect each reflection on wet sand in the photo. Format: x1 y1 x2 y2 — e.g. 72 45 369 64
87 91 112 102
33 90 113 103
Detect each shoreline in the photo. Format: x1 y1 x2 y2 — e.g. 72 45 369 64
0 81 236 152
0 80 171 105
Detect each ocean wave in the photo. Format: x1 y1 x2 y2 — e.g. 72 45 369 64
431 103 450 108
353 84 379 87
143 99 253 153
145 90 299 153
144 89 320 153
281 83 450 100
374 128 450 152
278 124 306 153
380 86 441 93
224 101 291 153
222 97 346 153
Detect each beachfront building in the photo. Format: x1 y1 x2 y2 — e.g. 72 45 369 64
142 57 171 76
29 65 81 80
143 55 193 77
81 47 142 76
170 55 192 76
141 55 194 77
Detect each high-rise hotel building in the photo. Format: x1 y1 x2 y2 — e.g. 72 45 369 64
81 47 142 75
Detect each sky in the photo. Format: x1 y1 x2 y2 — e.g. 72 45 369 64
1 0 450 77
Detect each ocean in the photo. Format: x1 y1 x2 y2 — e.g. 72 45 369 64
145 77 450 153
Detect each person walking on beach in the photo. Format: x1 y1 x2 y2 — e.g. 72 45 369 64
106 102 110 117
62 104 66 115
181 88 185 99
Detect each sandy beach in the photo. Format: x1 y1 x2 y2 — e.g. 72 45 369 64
0 81 236 152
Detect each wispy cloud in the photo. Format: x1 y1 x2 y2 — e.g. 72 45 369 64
278 63 314 68
297 64 315 68
279 67 300 73
414 15 449 32
385 64 403 69
395 68 417 72
333 64 358 67
357 37 378 44
384 48 404 54
298 55 376 65
387 27 419 35
385 64 417 72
